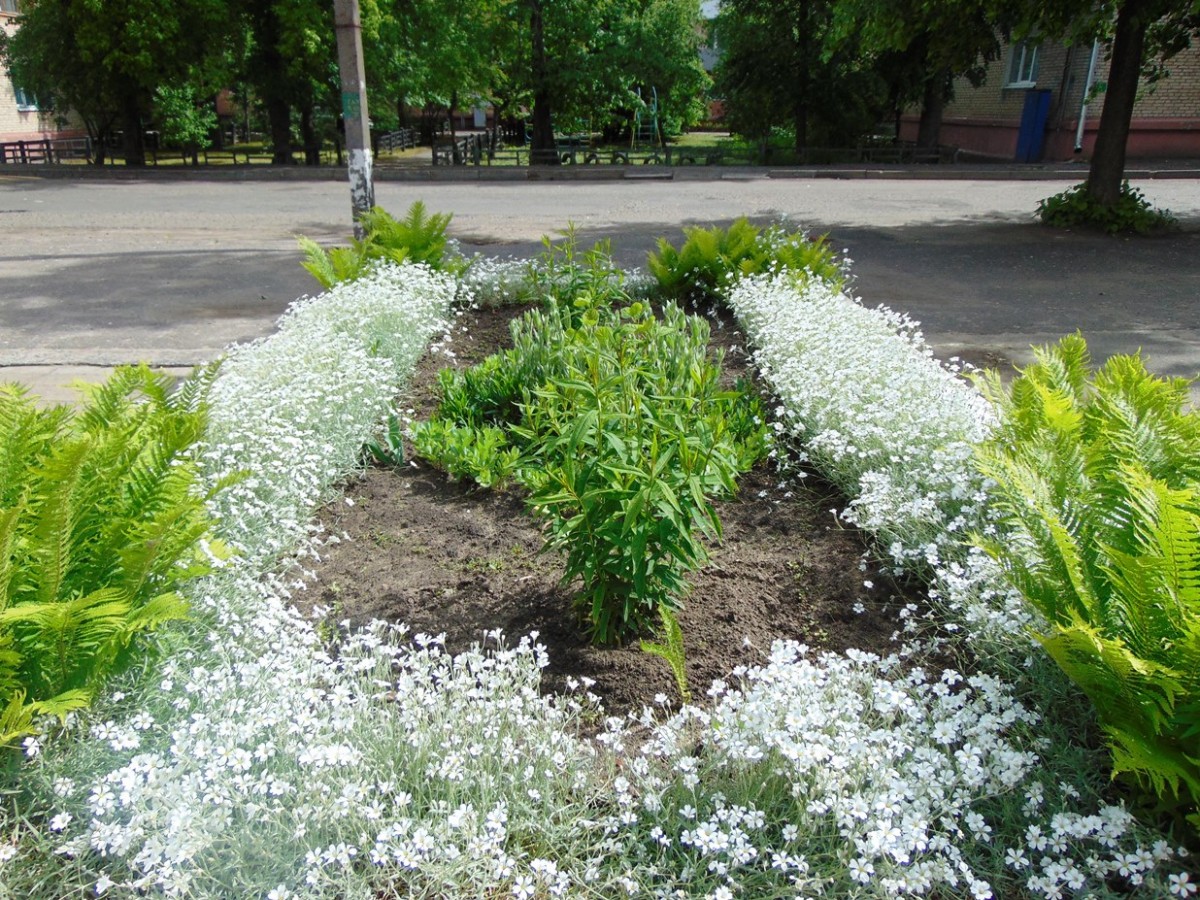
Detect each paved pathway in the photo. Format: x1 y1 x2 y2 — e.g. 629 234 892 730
2 172 1198 402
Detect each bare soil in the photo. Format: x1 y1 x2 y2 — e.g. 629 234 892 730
307 303 924 716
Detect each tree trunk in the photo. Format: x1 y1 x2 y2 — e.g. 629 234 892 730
916 72 946 153
299 101 321 165
121 92 146 167
1086 0 1148 207
793 12 811 158
529 0 558 165
266 95 293 165
85 119 107 166
792 101 807 158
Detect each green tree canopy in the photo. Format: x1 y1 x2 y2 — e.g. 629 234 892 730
3 0 234 164
716 0 887 155
832 0 1001 150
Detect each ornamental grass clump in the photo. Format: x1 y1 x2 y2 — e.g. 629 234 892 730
975 334 1200 835
0 366 228 748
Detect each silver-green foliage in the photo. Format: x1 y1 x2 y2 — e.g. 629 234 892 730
974 334 1200 831
0 366 228 747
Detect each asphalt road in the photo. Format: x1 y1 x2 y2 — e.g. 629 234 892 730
2 173 1199 402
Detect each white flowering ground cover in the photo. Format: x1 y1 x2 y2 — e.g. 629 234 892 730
0 258 1195 899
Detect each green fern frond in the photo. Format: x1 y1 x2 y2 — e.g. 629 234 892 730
977 332 1200 826
30 437 90 608
73 365 173 435
1039 621 1181 736
1108 720 1200 807
0 366 223 712
298 235 342 289
0 505 20 613
0 687 90 748
640 606 691 703
0 387 69 509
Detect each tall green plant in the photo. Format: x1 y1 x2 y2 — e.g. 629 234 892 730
974 334 1200 832
0 367 231 746
413 292 769 645
648 218 842 303
526 227 633 314
299 201 457 288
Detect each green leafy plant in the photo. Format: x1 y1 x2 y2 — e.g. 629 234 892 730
1038 181 1178 235
415 291 770 645
526 226 634 315
410 419 520 489
519 302 768 643
362 411 407 468
648 218 842 303
974 334 1200 832
0 366 232 746
640 606 691 704
299 201 457 288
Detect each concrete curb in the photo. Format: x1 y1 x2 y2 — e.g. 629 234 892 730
5 161 1199 182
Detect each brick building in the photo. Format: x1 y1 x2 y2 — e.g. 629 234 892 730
1 0 84 143
901 37 1200 161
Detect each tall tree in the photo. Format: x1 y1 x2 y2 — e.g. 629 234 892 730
716 0 885 156
832 0 1001 151
1005 0 1200 206
238 0 343 165
616 0 711 138
3 0 232 165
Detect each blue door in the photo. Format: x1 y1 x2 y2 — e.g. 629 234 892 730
1015 89 1052 163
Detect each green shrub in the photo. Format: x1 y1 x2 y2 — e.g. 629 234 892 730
0 367 231 747
1038 181 1177 235
520 302 768 643
413 294 770 645
410 419 520 489
647 218 842 303
299 201 456 288
526 226 634 314
974 334 1200 832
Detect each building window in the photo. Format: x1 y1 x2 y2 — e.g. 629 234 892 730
12 82 37 111
1006 41 1039 88
0 0 19 13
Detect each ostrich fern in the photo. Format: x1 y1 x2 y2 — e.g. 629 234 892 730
298 201 455 288
0 366 230 746
975 334 1200 832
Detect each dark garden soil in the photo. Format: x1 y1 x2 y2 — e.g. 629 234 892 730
306 303 927 717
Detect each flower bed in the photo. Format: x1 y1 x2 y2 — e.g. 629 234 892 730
0 253 1193 898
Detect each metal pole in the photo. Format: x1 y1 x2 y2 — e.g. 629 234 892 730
1075 40 1102 153
333 0 374 238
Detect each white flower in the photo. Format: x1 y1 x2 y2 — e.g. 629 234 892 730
512 874 536 899
1171 872 1198 897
